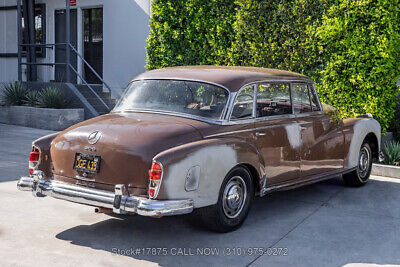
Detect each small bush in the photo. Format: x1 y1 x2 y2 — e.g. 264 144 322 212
24 90 40 107
38 87 69 109
382 141 400 166
1 81 26 106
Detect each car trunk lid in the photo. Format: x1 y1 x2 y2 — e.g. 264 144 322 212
50 112 203 190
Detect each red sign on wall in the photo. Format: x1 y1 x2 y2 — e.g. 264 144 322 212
70 0 76 6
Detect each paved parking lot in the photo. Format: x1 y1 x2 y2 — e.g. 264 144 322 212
1 123 400 266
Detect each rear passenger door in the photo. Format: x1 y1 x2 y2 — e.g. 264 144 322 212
292 83 344 178
253 82 301 185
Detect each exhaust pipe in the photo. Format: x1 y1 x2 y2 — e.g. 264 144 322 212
95 207 112 214
17 176 35 191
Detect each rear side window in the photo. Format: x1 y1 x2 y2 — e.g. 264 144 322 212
256 83 292 117
231 86 254 120
292 84 312 113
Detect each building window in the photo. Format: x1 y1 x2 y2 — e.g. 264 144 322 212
21 4 46 57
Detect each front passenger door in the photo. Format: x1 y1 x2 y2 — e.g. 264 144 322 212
253 82 301 185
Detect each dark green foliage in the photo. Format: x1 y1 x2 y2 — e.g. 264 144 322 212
382 141 400 165
147 0 400 132
24 90 40 107
38 87 69 109
230 0 331 78
146 0 237 69
313 0 400 132
1 83 70 109
1 81 26 106
390 97 400 141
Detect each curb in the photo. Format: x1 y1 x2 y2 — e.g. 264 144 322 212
372 163 400 179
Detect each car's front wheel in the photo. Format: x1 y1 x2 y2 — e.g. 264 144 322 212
343 142 373 187
198 166 254 232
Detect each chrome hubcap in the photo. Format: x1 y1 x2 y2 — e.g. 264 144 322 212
222 176 247 219
358 146 370 180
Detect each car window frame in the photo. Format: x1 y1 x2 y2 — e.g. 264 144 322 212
228 84 257 122
255 81 293 120
291 82 323 115
291 82 313 114
308 83 322 112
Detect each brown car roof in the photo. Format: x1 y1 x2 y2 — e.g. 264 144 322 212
133 66 313 92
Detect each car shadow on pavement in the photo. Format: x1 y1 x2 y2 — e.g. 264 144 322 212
55 178 349 266
55 176 400 266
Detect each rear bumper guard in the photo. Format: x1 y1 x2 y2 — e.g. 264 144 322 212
17 171 194 217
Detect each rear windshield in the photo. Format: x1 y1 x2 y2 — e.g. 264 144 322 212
114 80 229 119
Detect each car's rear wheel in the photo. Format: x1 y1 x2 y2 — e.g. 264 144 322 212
343 142 373 187
198 166 254 233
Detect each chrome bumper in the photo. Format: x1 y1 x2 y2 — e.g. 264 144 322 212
17 172 194 217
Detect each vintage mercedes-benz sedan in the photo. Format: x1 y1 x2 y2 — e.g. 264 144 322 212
17 66 381 232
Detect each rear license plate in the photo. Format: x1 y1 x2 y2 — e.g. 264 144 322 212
73 153 101 173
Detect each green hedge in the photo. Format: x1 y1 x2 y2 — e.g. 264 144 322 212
313 0 400 132
230 0 331 77
146 0 237 69
147 0 400 132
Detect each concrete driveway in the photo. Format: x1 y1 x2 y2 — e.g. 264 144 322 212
1 123 400 267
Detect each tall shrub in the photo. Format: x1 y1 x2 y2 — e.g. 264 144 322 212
147 0 400 132
313 0 400 132
230 0 331 77
146 0 237 70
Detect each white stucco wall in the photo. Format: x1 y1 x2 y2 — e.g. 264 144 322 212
0 0 150 97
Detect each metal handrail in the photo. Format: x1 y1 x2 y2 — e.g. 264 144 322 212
68 43 114 95
68 64 110 110
18 42 112 111
19 42 114 95
20 43 66 47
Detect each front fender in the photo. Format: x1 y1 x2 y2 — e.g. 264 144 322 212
153 138 261 208
344 118 381 169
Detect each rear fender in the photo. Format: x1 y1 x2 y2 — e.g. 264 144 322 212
32 132 59 177
154 138 261 208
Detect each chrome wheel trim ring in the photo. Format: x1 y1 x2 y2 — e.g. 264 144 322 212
358 146 371 180
222 176 247 219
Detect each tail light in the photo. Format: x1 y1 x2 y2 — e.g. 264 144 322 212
29 146 41 175
148 161 163 199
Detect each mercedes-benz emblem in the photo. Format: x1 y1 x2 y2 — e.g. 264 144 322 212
88 131 102 145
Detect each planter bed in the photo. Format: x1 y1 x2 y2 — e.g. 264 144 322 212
0 106 84 131
372 163 400 179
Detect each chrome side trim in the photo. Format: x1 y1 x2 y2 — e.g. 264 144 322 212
17 172 194 217
205 128 254 138
260 167 356 197
113 109 225 125
204 121 297 138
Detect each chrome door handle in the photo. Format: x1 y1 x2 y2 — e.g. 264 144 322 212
255 132 266 136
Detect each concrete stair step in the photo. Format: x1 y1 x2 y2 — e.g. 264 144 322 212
72 84 116 114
